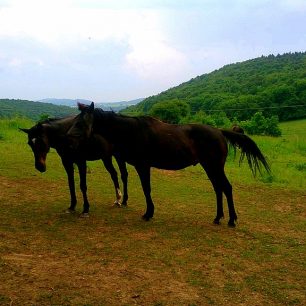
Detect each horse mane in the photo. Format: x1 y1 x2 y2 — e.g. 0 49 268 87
77 103 158 128
93 107 155 123
37 117 67 125
36 116 75 132
36 117 58 126
104 111 160 129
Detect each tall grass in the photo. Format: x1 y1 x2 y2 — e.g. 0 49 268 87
0 116 35 146
222 119 306 190
0 117 305 188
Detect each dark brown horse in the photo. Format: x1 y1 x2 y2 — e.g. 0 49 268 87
21 115 128 216
68 103 270 226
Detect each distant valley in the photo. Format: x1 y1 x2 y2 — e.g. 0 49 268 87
0 97 144 121
37 98 144 112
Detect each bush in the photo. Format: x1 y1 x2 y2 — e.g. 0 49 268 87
179 111 216 126
241 112 281 136
180 111 231 128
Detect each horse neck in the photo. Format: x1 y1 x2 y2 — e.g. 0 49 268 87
43 118 73 148
93 112 136 141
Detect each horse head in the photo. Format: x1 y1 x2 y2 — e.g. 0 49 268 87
20 123 50 172
66 102 95 149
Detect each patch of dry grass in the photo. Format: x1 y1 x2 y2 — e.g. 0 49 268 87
0 173 305 306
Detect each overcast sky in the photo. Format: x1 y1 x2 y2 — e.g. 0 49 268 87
0 0 305 102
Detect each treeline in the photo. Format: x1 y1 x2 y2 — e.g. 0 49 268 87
0 99 78 121
123 52 306 123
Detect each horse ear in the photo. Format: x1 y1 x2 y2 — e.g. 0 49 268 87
19 128 29 134
89 102 95 112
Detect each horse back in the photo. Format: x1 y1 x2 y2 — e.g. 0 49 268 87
121 119 227 169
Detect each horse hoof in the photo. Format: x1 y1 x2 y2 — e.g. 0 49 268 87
142 214 152 221
213 219 221 225
65 208 76 214
80 213 89 218
228 221 236 227
113 200 122 208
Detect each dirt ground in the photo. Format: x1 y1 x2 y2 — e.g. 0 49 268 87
0 175 305 306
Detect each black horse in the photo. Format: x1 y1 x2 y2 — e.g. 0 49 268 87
68 103 270 226
21 115 128 216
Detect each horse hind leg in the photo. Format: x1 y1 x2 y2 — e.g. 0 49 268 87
201 163 224 225
135 165 154 221
202 161 237 227
214 187 224 225
221 174 237 227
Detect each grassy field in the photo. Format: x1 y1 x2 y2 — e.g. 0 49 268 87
0 118 305 305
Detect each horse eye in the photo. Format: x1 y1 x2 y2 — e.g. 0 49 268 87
28 138 36 147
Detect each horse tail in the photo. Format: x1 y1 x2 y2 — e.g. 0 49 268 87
220 129 270 176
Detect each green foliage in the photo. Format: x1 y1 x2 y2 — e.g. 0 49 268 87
149 99 190 123
180 111 231 128
241 112 282 137
39 113 51 122
123 52 306 122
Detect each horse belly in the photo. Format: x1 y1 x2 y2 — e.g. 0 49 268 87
151 147 197 170
79 138 109 161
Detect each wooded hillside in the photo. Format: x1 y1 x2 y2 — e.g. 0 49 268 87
123 52 306 122
0 99 78 120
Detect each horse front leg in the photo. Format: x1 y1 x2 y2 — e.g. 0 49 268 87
102 158 122 207
62 159 77 213
135 165 154 221
116 158 128 206
77 160 90 216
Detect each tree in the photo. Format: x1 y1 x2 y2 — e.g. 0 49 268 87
149 99 190 124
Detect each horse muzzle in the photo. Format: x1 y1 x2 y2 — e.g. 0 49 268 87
35 161 46 173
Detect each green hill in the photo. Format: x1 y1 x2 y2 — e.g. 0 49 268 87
123 52 306 122
0 99 78 121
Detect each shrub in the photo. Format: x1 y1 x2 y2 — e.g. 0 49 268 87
179 111 216 126
241 112 281 137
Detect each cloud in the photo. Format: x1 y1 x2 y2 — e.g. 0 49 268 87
123 12 188 80
0 2 189 83
1 0 306 101
126 41 187 79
